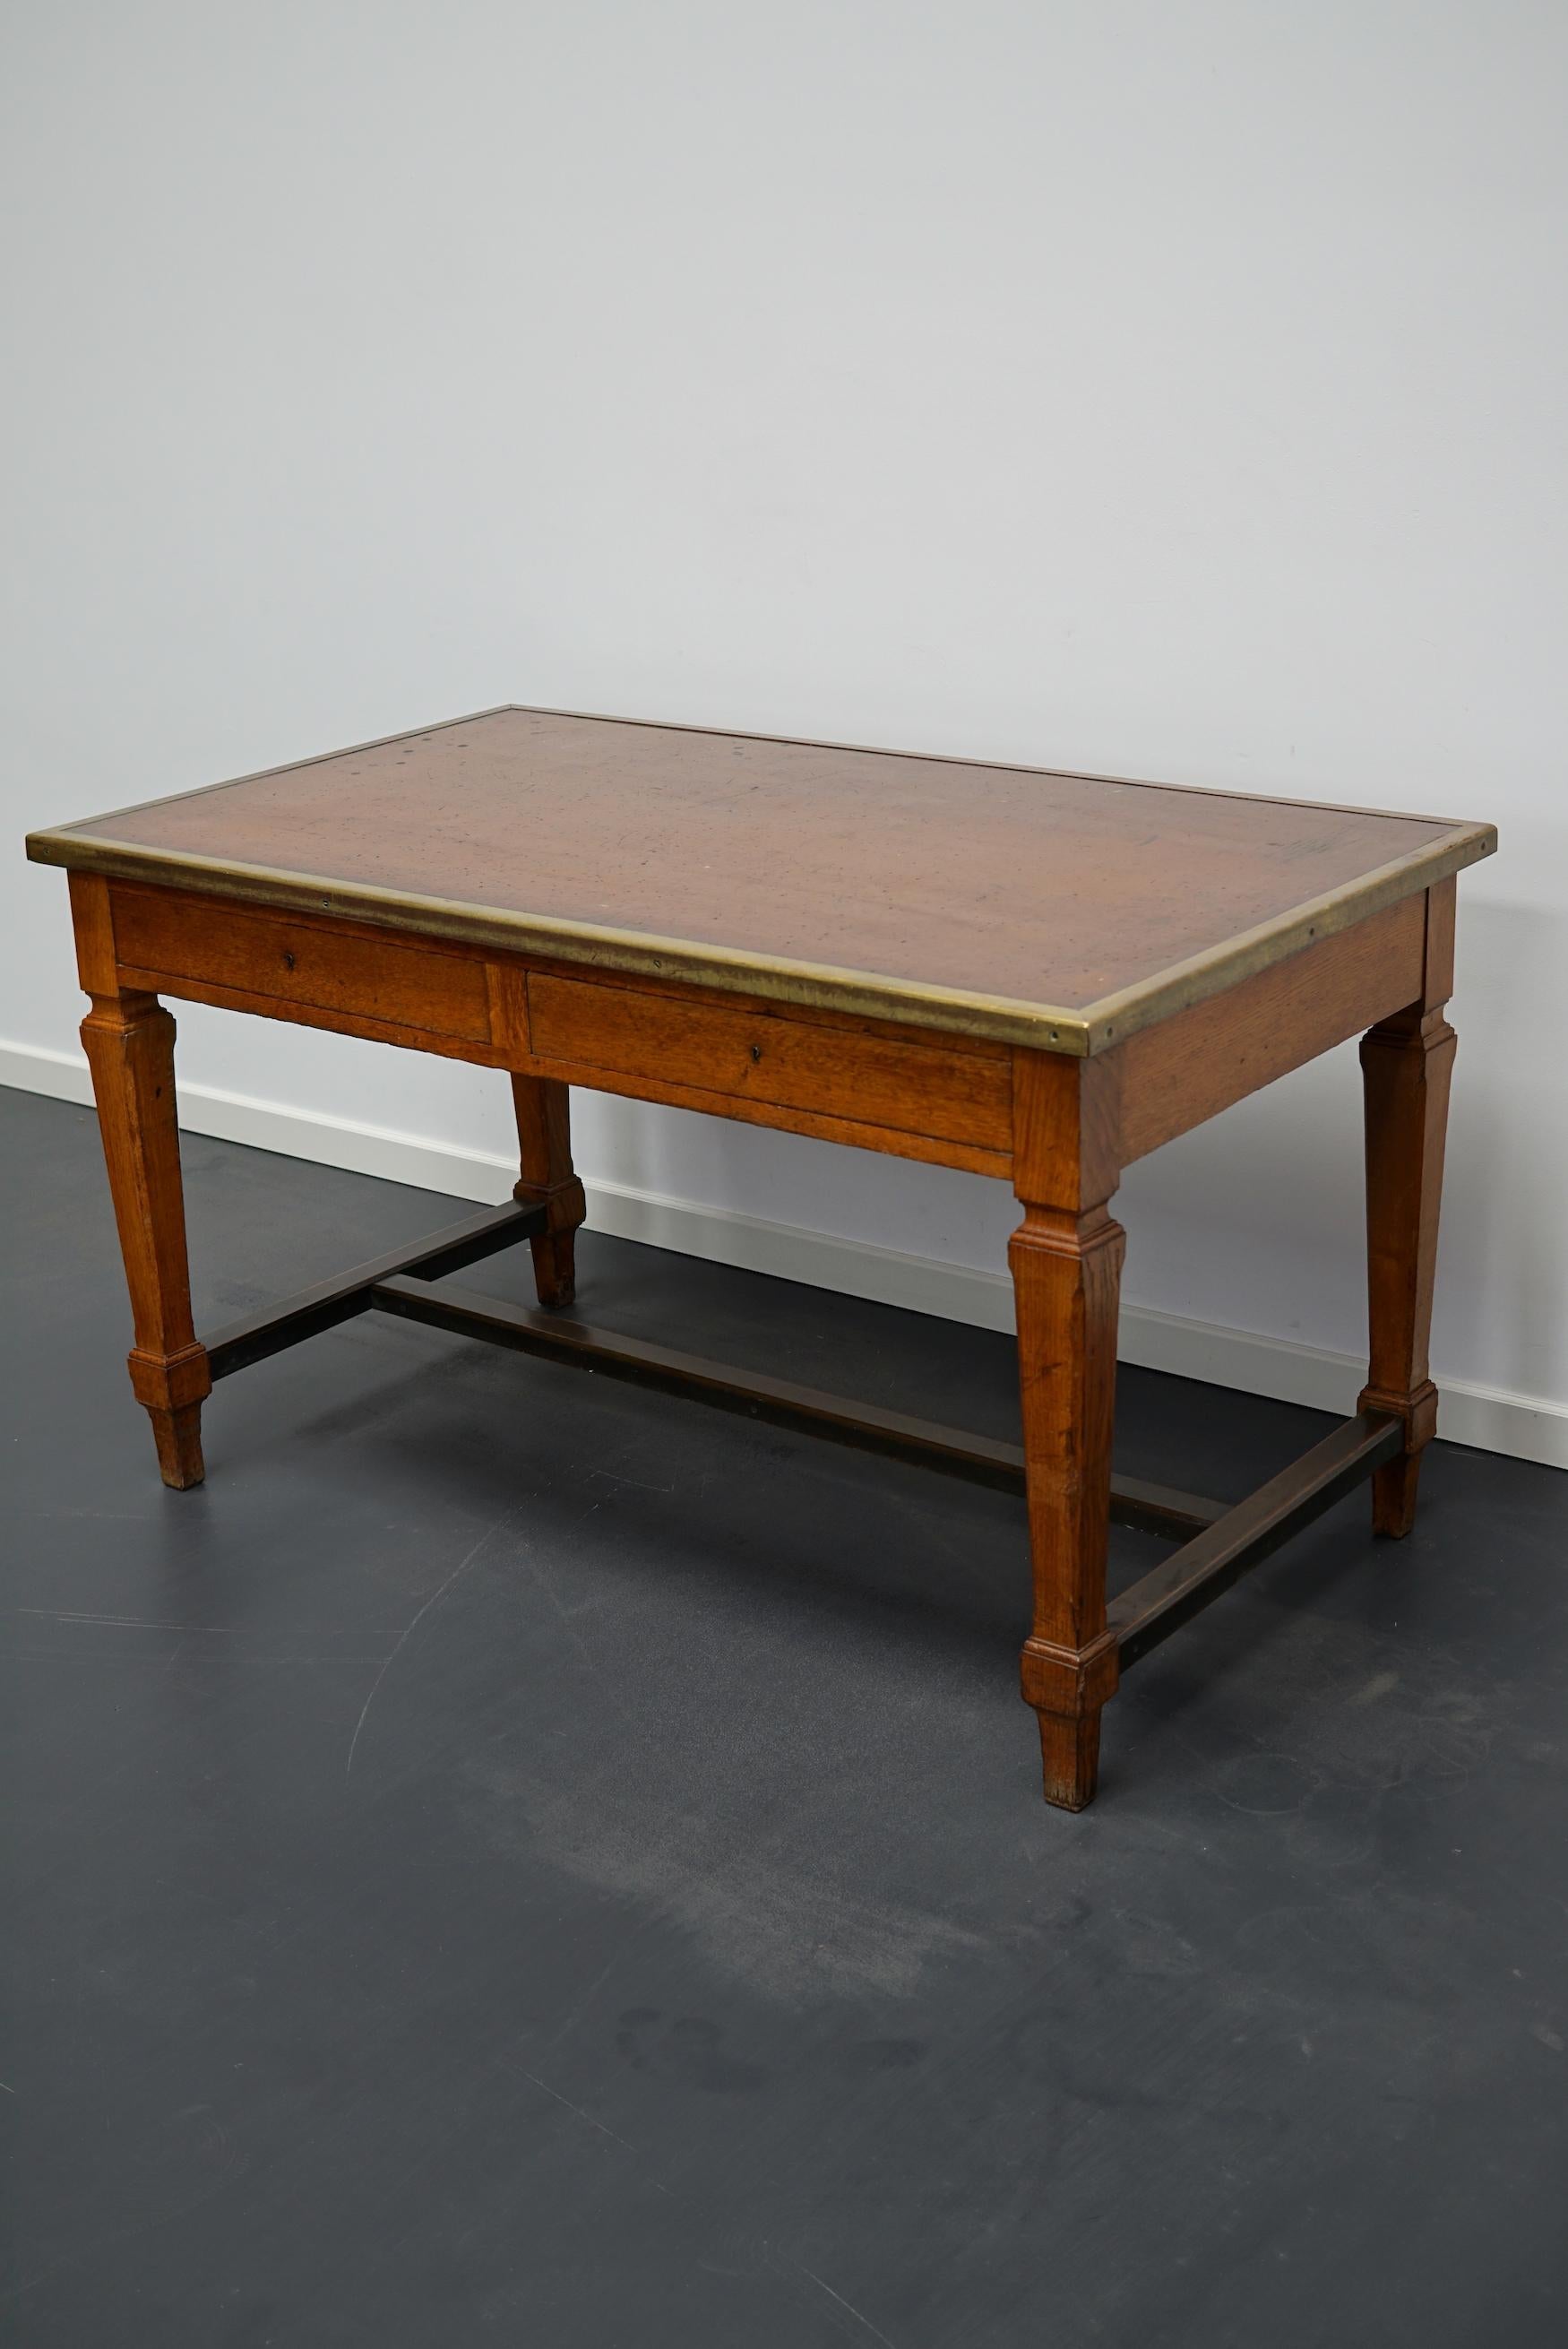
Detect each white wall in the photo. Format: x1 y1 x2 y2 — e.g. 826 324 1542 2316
4 3 1564 1462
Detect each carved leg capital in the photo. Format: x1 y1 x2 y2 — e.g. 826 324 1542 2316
1020 1628 1121 1714
1357 1377 1439 1455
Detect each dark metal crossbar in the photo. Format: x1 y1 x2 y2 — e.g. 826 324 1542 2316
370 1273 1221 1541
202 1200 545 1380
195 1203 1402 1672
1108 1409 1402 1666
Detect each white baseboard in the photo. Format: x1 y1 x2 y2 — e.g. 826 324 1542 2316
5 1037 1564 1471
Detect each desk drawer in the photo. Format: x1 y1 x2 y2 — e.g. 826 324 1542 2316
112 886 492 1042
529 972 1012 1148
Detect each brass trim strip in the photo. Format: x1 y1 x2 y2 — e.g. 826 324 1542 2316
24 833 1101 1049
1074 825 1495 1050
25 820 1495 1054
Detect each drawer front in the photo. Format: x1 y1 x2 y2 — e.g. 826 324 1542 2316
111 886 491 1041
529 972 1012 1148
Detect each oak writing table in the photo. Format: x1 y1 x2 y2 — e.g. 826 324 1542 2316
27 708 1496 1809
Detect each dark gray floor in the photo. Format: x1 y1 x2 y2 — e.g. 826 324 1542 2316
2 1084 1564 2347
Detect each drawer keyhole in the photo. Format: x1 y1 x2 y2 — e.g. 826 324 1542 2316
282 950 297 972
749 1042 762 1063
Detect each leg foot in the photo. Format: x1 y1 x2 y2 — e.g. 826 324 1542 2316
149 1403 206 1490
128 1342 211 1488
1359 1377 1438 1540
1021 1631 1118 1810
529 1226 579 1313
1036 1708 1102 1810
1369 1452 1423 1539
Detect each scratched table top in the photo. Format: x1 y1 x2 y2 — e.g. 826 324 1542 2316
28 706 1494 1049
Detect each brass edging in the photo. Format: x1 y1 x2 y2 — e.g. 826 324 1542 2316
23 832 1098 1051
1074 823 1497 1052
25 816 1495 1058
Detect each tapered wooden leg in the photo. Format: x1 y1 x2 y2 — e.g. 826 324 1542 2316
1010 1044 1126 1809
1012 1203 1125 1807
1358 881 1457 1539
80 990 211 1488
1359 1006 1455 1535
510 1075 587 1308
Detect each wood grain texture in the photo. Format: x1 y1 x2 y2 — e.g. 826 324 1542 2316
39 734 1491 1815
513 1053 1013 1179
1359 885 1457 1536
29 705 1494 1048
1010 1050 1125 1809
529 970 1012 1149
1012 1210 1124 1809
112 963 510 1068
77 979 211 1488
511 1075 586 1308
1117 894 1426 1163
102 880 1016 1178
68 869 119 995
1012 1048 1122 1209
112 883 491 1041
485 960 531 1060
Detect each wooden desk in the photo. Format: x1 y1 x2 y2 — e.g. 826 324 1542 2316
27 707 1496 1809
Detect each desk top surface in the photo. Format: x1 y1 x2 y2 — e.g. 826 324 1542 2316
29 706 1494 1050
